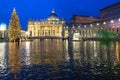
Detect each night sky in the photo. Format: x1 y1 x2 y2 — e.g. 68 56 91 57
0 0 120 30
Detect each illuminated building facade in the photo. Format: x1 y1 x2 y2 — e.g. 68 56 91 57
71 15 100 24
70 2 120 40
100 2 120 34
100 2 120 20
70 19 120 40
28 9 68 38
70 15 100 40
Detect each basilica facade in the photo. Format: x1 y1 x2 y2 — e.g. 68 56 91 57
28 9 67 38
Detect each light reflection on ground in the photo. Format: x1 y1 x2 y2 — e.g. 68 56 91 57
0 39 120 80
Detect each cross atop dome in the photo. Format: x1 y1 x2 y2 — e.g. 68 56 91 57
51 9 55 13
48 9 59 21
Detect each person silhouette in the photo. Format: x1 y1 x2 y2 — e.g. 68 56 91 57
16 37 20 45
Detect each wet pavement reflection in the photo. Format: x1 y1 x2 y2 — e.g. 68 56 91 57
0 39 120 80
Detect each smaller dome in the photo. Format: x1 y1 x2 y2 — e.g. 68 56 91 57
48 9 59 21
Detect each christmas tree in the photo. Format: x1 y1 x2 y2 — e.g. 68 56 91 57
8 8 21 41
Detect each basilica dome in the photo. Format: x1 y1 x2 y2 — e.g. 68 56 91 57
48 9 59 21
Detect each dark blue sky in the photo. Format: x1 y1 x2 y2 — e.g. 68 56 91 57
0 0 120 30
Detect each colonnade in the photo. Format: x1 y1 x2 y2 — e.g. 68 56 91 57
70 26 120 39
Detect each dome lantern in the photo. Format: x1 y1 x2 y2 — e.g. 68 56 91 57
48 9 59 21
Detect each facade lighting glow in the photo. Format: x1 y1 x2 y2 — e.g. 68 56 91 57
72 26 75 28
90 24 93 27
103 22 106 24
113 26 115 28
66 26 68 28
97 23 99 26
110 20 114 23
26 31 30 36
119 18 120 21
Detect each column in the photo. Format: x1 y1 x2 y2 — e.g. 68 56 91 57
43 26 45 36
51 27 52 36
